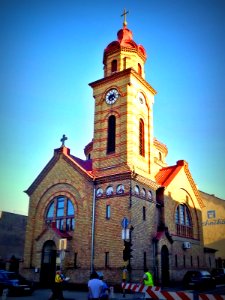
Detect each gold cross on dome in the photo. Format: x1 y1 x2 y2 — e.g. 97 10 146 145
121 9 129 27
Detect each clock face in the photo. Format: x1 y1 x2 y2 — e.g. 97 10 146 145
105 89 119 105
137 92 145 104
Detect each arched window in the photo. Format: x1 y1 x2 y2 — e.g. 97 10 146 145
46 196 75 231
141 188 146 198
96 188 103 197
139 118 145 157
138 63 142 76
106 205 111 219
148 190 153 201
175 204 193 237
106 186 114 196
107 115 116 154
134 185 140 196
159 152 162 161
143 206 146 221
111 60 117 73
116 184 124 194
123 57 127 70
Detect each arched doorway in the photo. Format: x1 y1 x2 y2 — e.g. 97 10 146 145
40 240 57 287
161 245 170 287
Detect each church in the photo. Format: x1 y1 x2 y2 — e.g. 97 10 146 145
23 15 211 287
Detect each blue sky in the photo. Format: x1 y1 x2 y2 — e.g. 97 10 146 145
1 0 225 215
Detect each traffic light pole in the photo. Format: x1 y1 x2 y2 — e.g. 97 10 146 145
128 226 134 277
121 217 134 280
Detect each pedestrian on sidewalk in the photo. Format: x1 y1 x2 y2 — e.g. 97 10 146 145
98 272 109 300
88 271 103 300
49 269 65 300
142 267 154 286
122 266 128 297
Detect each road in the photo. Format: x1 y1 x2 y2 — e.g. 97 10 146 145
3 284 225 300
3 288 88 300
1 288 134 300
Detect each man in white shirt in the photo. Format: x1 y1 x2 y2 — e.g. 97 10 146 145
88 271 103 300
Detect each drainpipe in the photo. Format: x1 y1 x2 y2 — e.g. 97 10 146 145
91 182 96 273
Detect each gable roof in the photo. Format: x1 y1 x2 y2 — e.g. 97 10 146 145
155 160 205 209
70 155 92 172
35 222 72 242
25 146 93 196
155 161 183 187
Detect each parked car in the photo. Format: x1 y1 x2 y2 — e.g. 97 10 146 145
211 268 225 284
182 270 216 290
0 270 33 296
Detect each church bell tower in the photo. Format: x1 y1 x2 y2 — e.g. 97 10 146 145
89 13 157 179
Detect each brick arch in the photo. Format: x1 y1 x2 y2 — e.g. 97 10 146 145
40 180 81 200
102 86 124 104
104 110 121 120
44 190 79 216
172 188 200 240
179 188 201 239
40 240 57 287
136 90 149 109
135 113 147 125
35 182 82 228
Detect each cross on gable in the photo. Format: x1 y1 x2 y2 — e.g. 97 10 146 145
60 134 68 147
121 8 129 27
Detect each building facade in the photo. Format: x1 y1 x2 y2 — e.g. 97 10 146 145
23 20 211 286
0 211 27 269
200 191 225 268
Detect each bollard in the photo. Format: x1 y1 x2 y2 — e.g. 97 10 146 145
1 289 8 300
193 291 199 300
109 286 115 299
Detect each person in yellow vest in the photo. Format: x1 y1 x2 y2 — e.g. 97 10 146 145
122 266 128 282
142 267 154 286
49 269 65 300
122 266 128 297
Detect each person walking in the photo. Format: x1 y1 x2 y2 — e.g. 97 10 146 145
49 269 65 300
98 272 109 300
88 271 103 300
122 266 128 297
143 267 154 286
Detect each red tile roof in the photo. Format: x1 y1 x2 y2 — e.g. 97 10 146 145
154 231 164 241
70 155 92 173
51 226 72 240
155 160 185 186
155 160 205 209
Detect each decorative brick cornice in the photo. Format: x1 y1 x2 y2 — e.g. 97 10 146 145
25 147 93 196
153 137 168 155
63 155 93 181
84 140 93 156
134 173 160 190
94 171 131 184
89 68 157 95
183 163 205 209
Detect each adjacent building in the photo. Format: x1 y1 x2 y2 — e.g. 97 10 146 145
0 211 27 269
201 191 225 268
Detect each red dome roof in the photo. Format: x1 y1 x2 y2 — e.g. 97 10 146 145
104 25 147 61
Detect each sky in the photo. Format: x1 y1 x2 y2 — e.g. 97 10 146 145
0 0 225 216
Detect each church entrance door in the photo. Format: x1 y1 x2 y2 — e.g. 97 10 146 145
40 240 57 287
161 245 170 286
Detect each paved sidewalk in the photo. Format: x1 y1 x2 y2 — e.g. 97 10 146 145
6 288 144 300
